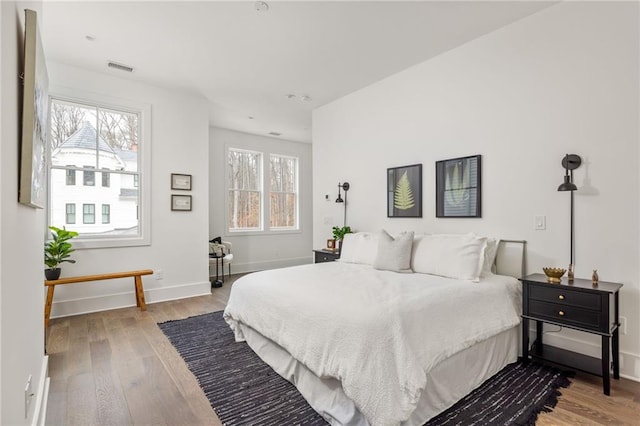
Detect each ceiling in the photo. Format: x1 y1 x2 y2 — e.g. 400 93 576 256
41 1 554 143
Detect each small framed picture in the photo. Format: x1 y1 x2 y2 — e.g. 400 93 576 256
171 173 192 190
327 239 336 250
171 194 192 211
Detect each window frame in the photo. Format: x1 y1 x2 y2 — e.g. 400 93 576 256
47 87 151 249
101 204 111 224
83 203 96 224
269 153 299 230
225 145 301 236
65 203 76 224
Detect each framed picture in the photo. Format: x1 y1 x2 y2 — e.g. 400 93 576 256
436 155 481 218
171 173 192 190
387 164 422 218
19 10 48 209
171 194 192 211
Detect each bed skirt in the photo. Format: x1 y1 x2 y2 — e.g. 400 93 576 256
238 322 518 426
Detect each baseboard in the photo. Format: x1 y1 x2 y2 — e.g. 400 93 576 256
528 326 640 382
32 355 49 426
227 256 312 275
49 281 211 319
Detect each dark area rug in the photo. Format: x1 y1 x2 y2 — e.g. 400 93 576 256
158 311 570 426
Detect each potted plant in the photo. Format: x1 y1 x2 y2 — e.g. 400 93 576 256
44 226 78 280
332 226 352 252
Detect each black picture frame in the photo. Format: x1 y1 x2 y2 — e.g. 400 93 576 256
171 194 192 211
436 155 481 218
171 173 192 190
387 164 422 218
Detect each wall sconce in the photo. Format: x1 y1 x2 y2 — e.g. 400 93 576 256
336 182 350 226
557 154 581 269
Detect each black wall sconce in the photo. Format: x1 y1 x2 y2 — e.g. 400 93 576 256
336 182 350 226
557 154 581 268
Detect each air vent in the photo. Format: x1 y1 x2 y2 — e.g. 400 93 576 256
107 61 134 73
268 132 282 136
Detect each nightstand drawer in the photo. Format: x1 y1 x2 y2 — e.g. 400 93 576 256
529 300 601 331
313 250 339 263
529 285 601 310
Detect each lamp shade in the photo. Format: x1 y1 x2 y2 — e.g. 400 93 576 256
558 176 577 191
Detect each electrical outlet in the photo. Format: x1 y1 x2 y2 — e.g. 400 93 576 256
156 269 163 280
24 375 33 419
619 316 627 335
534 215 546 230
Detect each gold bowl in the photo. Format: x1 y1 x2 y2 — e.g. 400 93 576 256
543 267 566 283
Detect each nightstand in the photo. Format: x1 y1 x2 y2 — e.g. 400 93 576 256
313 249 340 263
520 273 622 395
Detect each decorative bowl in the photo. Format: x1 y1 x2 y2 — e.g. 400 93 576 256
543 267 566 283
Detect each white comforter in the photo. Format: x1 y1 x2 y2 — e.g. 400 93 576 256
223 262 522 426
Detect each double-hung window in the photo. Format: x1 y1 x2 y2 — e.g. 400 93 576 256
227 147 299 233
48 95 150 248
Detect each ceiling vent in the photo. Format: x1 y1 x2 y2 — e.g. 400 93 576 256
268 132 282 136
107 61 134 73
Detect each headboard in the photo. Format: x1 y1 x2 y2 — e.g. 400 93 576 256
494 239 527 279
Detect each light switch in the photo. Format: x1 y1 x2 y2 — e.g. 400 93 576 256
534 215 546 230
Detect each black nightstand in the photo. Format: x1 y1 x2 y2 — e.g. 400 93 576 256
313 249 340 263
520 273 622 395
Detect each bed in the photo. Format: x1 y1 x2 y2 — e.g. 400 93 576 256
223 232 526 426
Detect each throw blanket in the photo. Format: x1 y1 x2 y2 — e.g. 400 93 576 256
224 262 521 426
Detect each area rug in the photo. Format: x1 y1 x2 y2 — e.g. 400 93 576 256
158 311 570 426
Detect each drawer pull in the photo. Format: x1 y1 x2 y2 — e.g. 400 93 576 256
558 311 565 316
558 295 565 300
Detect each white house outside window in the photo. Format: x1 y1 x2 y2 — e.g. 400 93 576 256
227 147 299 233
48 97 147 247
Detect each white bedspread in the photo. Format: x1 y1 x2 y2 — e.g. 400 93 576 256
223 262 522 426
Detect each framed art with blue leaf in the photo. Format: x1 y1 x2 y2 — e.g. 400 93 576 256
387 164 422 218
436 155 481 218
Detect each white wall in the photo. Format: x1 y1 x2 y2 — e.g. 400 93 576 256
209 127 313 273
47 62 211 317
313 2 640 380
1 2 48 424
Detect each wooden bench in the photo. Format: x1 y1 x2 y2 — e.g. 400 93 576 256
44 269 154 328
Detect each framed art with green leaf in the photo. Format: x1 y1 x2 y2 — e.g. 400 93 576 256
387 164 422 218
436 155 481 218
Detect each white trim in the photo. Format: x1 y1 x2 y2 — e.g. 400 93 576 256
527 324 640 382
49 281 210 319
225 255 312 275
32 355 49 426
46 85 152 249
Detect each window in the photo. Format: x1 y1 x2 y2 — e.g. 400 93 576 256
101 169 110 187
269 154 298 229
66 167 76 185
102 204 110 224
65 204 75 224
83 204 95 224
227 147 299 233
83 166 95 186
228 149 262 231
48 94 150 248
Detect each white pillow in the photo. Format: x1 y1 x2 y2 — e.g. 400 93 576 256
482 237 500 276
373 230 414 272
412 233 487 281
338 232 379 265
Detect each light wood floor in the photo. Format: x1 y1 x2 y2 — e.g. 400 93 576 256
46 274 640 425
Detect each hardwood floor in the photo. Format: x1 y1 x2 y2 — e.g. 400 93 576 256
46 274 640 425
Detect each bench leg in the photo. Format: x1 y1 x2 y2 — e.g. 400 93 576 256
45 285 55 328
134 275 147 311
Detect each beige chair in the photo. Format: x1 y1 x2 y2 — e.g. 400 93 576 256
209 238 234 283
